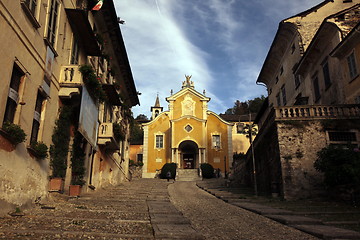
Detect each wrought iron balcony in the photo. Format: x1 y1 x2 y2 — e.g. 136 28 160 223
97 122 120 150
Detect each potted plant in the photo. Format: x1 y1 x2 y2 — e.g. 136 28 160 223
69 130 86 197
27 141 48 159
49 106 72 192
0 121 26 145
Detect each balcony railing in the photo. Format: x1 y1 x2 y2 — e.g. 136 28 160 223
97 122 119 150
275 105 360 120
59 65 82 86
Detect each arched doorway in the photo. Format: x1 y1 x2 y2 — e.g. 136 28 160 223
179 140 198 169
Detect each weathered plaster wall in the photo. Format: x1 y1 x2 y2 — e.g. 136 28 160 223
277 121 327 200
0 138 48 215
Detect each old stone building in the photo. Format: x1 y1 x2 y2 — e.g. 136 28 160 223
244 0 360 199
141 77 234 179
0 0 138 214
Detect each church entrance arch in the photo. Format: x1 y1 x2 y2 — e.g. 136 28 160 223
178 140 198 169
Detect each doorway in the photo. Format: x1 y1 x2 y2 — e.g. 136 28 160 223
179 140 198 169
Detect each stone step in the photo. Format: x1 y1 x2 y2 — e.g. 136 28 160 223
176 169 201 181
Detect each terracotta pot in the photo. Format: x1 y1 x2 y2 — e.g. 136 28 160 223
49 178 64 193
69 185 81 197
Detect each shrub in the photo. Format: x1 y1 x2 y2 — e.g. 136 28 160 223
201 163 214 179
30 141 48 159
160 163 177 179
314 145 360 188
70 131 86 186
50 106 72 178
2 121 26 145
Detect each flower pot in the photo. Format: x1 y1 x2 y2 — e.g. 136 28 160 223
69 185 81 197
49 178 64 193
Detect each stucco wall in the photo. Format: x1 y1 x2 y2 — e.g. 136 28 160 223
0 138 48 215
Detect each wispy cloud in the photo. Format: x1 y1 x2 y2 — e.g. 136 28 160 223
115 0 324 118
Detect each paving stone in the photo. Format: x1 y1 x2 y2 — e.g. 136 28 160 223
292 224 360 239
265 215 323 225
153 223 204 239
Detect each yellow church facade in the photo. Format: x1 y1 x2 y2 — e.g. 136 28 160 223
142 77 233 178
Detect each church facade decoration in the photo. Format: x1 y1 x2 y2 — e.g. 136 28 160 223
142 77 233 178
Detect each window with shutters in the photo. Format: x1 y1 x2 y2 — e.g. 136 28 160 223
46 0 60 48
322 60 331 89
3 64 25 124
155 135 164 149
313 76 321 102
212 134 221 149
30 91 46 143
347 51 358 80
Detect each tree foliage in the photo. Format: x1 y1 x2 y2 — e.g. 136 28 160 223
314 145 360 188
225 95 266 115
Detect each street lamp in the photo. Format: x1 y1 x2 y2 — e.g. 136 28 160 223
237 113 258 196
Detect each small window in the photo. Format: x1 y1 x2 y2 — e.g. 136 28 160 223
275 76 279 84
294 75 301 89
212 135 220 149
276 93 281 106
313 76 321 102
70 36 79 65
185 124 193 132
155 135 163 149
280 66 284 76
291 43 296 54
137 154 143 164
328 131 358 147
46 0 60 47
30 91 46 143
347 51 358 80
281 85 287 106
322 60 331 89
3 64 25 124
21 0 40 28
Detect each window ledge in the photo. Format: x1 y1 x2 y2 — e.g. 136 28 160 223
43 38 58 57
21 2 41 29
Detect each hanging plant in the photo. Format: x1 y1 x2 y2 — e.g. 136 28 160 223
50 106 72 178
1 122 26 145
79 64 107 103
70 131 86 186
113 122 125 142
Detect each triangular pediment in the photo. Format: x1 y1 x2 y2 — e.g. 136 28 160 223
166 86 210 102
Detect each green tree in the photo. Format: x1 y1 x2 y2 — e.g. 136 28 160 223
130 120 144 144
225 96 265 115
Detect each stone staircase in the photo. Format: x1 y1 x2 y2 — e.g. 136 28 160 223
176 169 201 181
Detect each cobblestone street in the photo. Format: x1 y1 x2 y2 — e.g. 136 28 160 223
0 179 359 239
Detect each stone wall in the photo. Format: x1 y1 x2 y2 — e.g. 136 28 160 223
277 121 327 200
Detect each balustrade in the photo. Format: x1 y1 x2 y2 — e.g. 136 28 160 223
59 65 82 85
275 105 360 120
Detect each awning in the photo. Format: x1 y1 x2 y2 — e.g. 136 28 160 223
65 9 101 56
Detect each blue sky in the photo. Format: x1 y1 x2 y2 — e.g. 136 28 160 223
114 0 324 118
